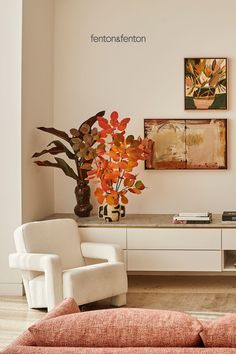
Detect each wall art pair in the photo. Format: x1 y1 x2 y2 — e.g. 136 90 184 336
144 58 228 170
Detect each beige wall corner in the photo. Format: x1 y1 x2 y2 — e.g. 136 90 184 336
22 0 54 223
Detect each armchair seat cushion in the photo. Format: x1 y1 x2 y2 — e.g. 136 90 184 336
63 262 127 305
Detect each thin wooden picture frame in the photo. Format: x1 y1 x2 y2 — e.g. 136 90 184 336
184 58 228 110
144 118 227 170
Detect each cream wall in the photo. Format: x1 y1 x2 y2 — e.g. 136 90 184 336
0 0 22 294
54 0 236 214
22 0 54 223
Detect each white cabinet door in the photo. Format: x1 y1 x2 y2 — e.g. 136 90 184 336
127 250 221 271
127 228 221 250
78 227 126 249
222 229 236 250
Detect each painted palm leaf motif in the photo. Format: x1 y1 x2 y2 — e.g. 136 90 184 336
185 58 227 110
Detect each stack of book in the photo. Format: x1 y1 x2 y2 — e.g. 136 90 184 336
173 212 212 224
222 211 236 222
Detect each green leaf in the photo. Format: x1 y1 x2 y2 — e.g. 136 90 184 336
32 140 74 159
32 147 61 158
34 158 78 180
48 140 75 159
34 160 58 167
54 157 78 180
37 127 70 142
135 180 145 190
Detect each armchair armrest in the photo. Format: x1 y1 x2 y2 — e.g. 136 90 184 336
81 242 124 263
9 253 63 311
9 253 61 272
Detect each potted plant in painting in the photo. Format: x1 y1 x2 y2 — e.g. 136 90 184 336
87 111 151 222
185 58 227 109
32 111 105 217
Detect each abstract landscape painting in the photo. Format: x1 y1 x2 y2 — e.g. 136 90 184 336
144 119 227 169
185 58 227 110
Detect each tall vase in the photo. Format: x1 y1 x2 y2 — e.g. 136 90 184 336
74 180 93 217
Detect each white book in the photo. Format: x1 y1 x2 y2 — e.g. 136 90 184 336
173 215 211 221
178 212 210 217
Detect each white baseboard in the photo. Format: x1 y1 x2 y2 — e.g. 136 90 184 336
0 283 23 296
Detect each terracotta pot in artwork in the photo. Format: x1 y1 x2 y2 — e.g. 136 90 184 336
193 87 215 109
74 180 93 217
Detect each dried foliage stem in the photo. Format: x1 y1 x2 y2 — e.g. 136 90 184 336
87 111 151 206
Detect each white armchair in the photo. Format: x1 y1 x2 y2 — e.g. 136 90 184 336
9 218 128 311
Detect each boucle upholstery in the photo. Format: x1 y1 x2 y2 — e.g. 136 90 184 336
28 308 202 347
3 297 236 353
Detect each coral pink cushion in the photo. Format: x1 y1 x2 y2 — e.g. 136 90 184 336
44 297 80 320
6 348 236 354
3 297 79 350
29 308 202 347
200 313 236 347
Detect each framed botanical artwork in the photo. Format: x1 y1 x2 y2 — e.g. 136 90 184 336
144 119 227 170
184 58 227 110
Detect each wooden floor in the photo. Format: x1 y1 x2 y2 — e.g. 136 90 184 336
0 296 45 350
2 275 236 350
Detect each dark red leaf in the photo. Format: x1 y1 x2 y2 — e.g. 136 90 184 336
110 111 119 127
118 118 130 131
97 117 110 129
32 147 63 158
37 127 70 142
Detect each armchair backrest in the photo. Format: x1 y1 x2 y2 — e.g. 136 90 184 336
14 218 85 270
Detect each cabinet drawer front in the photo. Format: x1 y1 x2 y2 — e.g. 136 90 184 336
127 250 221 271
222 229 236 250
127 228 221 250
78 227 126 248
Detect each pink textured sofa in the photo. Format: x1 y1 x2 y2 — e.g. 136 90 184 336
3 298 236 354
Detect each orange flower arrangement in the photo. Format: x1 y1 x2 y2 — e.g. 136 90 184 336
87 111 151 206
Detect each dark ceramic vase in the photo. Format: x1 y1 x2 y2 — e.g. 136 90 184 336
74 180 93 217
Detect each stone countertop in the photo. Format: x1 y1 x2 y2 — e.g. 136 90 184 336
46 213 236 228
